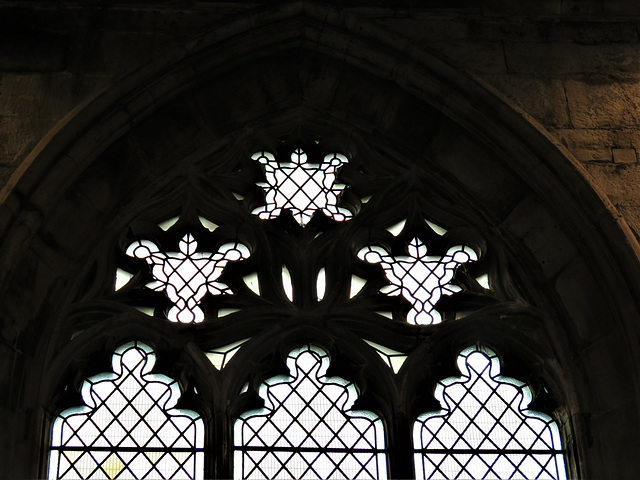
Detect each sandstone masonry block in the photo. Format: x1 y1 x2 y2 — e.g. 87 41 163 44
505 43 639 75
571 147 612 163
0 33 67 72
584 162 640 204
564 78 640 129
580 333 638 410
480 74 571 128
612 148 637 164
550 128 620 149
616 205 640 241
383 16 470 43
547 21 638 44
432 42 507 74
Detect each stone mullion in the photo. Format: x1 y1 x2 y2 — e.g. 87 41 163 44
386 413 416 480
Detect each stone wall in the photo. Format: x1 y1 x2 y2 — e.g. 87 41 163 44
2 2 640 479
1 2 640 237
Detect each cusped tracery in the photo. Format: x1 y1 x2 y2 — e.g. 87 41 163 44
65 134 567 480
234 345 387 480
126 234 250 323
252 148 352 226
413 346 566 480
48 341 204 480
358 237 477 325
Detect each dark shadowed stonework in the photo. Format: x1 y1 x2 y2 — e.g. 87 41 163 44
2 1 640 479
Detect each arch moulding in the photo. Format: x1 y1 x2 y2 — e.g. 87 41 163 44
1 2 639 479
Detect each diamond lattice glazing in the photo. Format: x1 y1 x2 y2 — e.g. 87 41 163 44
359 238 477 324
413 346 566 480
127 234 250 323
252 149 352 227
49 341 204 480
234 345 387 479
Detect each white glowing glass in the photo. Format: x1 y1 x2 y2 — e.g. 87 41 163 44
414 346 567 480
243 273 260 295
158 216 179 231
234 345 388 480
363 340 407 374
126 234 250 323
425 219 447 236
198 216 218 232
205 339 249 370
476 274 490 289
134 306 155 316
358 237 477 325
386 219 406 237
350 275 366 298
48 341 204 480
282 266 294 302
316 268 326 301
251 149 352 227
114 269 133 291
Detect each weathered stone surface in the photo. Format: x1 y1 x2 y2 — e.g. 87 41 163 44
569 147 611 163
564 78 640 129
585 162 640 204
616 204 640 241
431 42 507 74
554 258 614 343
0 4 640 479
0 32 68 72
581 333 638 409
505 43 639 75
501 194 576 279
549 128 638 150
479 74 571 128
612 148 637 164
591 402 640 479
0 72 110 169
547 21 638 44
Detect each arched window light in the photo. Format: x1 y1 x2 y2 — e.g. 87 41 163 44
48 342 204 480
49 139 569 479
234 345 387 480
414 346 566 480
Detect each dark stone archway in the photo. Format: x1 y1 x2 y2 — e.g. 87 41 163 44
1 3 638 478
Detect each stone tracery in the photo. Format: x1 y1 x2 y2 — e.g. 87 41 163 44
251 148 352 226
358 237 478 325
126 234 250 323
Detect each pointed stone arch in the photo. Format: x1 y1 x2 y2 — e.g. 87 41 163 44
1 2 639 478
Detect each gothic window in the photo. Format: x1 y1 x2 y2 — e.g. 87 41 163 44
48 138 569 479
234 345 387 480
48 342 204 480
414 346 566 480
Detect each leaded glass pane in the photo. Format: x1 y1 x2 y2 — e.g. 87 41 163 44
234 345 387 479
363 340 407 374
413 346 567 480
252 149 352 226
205 339 249 370
126 234 250 323
48 342 204 480
358 237 477 325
